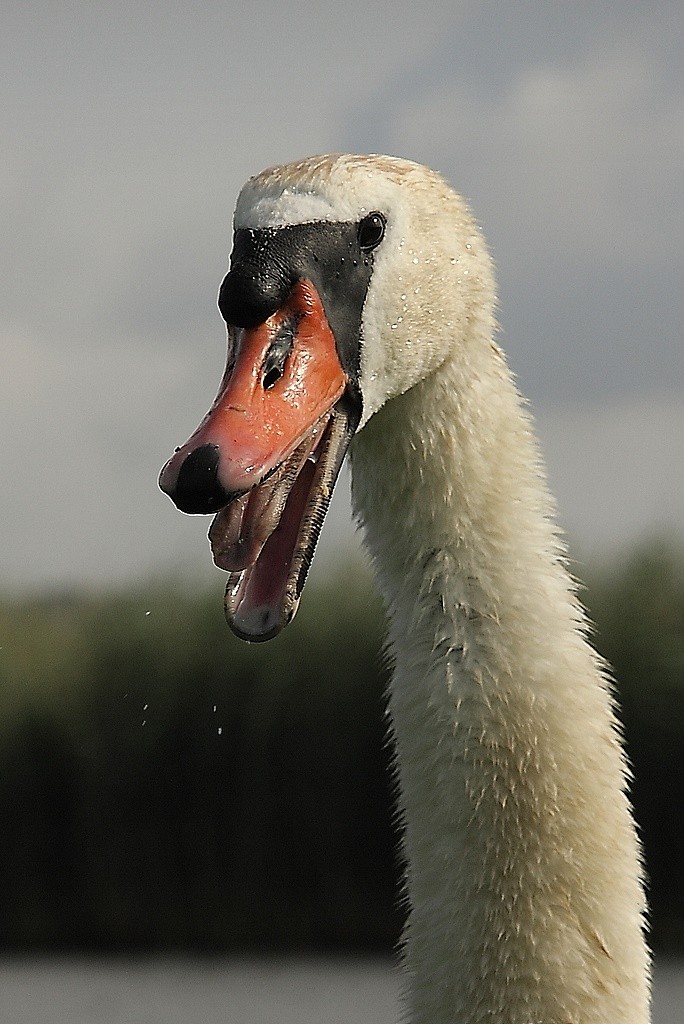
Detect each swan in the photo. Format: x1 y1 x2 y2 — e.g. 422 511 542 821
159 154 650 1023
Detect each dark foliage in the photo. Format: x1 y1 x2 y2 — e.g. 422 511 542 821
0 543 682 952
584 542 684 950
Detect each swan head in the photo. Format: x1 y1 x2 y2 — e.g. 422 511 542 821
159 154 494 640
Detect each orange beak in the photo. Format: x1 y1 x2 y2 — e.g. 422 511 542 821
159 278 357 640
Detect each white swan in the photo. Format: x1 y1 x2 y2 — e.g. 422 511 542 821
160 154 650 1024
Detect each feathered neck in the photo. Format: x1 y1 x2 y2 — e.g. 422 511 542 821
350 345 650 1024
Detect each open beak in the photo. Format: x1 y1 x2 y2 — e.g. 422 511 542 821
159 278 358 641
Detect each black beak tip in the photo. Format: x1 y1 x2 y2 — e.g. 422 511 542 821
164 443 229 515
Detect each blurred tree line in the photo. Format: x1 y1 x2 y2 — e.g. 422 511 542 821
0 541 682 953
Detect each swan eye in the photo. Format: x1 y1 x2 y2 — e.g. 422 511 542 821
358 212 386 251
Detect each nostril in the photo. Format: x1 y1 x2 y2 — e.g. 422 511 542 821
263 366 282 390
172 444 229 514
261 317 296 391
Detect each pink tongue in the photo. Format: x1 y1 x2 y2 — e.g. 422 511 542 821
208 429 320 573
208 492 260 572
234 458 315 617
206 422 327 640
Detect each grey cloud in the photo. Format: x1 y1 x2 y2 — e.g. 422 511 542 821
342 4 683 410
1 0 681 588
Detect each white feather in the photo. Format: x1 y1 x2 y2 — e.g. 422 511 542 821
239 154 651 1024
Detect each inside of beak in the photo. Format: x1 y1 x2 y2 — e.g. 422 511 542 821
218 401 355 641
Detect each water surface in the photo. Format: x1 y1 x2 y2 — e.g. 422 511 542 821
1 956 681 1023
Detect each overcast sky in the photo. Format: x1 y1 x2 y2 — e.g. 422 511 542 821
2 1 682 592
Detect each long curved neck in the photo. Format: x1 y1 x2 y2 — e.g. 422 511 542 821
350 349 650 1024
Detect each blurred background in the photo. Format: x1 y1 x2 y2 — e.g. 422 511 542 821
1 1 682 1021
